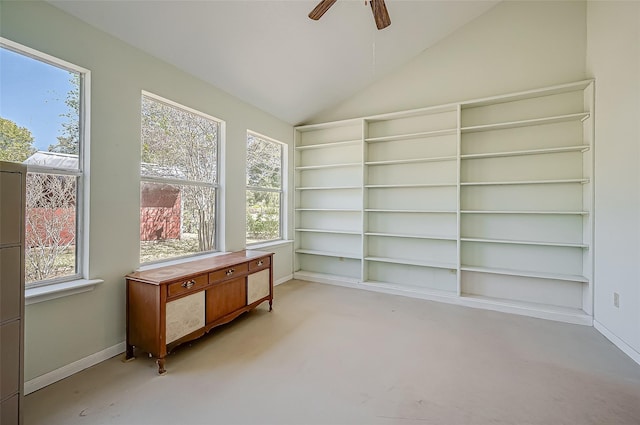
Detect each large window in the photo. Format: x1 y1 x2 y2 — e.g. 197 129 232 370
0 39 88 287
246 131 284 245
140 93 220 263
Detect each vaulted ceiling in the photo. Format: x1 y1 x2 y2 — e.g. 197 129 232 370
49 1 498 125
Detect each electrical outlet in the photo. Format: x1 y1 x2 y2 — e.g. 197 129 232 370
613 292 620 308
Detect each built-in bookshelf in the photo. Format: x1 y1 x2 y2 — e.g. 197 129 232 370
294 119 363 282
362 106 459 296
294 80 594 324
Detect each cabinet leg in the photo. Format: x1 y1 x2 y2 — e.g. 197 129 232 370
269 299 273 311
157 358 167 375
123 344 135 362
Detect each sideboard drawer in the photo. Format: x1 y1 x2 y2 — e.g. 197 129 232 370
209 263 248 283
167 274 208 298
249 256 270 271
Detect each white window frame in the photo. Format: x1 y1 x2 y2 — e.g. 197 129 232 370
140 91 223 264
1 38 92 293
246 130 285 246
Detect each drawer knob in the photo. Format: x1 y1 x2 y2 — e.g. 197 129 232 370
225 268 235 276
257 260 264 266
181 280 196 289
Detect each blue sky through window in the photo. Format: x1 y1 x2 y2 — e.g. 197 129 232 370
0 47 76 151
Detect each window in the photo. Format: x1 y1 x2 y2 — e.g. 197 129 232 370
246 131 284 245
0 38 88 287
140 93 221 263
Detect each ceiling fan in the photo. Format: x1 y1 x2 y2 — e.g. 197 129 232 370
309 0 391 30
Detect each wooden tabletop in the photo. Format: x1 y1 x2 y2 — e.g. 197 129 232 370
126 250 272 285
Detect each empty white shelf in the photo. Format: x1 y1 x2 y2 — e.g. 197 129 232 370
365 156 456 166
296 249 361 260
460 265 588 283
296 186 361 190
460 145 590 159
460 178 589 186
295 208 361 212
365 183 456 188
365 209 457 214
366 232 456 241
295 162 361 170
461 112 590 133
365 128 456 143
460 237 588 249
295 140 360 150
461 210 589 215
366 256 456 270
295 228 361 235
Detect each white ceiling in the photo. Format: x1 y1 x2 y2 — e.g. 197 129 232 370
49 0 498 125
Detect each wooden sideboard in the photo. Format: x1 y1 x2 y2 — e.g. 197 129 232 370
125 250 273 374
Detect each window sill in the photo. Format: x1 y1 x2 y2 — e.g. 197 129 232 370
25 278 104 306
247 239 293 250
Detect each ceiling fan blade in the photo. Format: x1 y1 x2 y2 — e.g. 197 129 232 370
309 0 338 20
370 0 391 30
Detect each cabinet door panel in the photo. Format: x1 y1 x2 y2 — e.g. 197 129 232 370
247 269 270 305
0 171 22 245
0 247 21 322
206 277 246 323
166 292 205 344
0 321 20 399
0 394 19 425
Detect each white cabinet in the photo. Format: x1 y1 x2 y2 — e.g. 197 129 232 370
294 80 594 324
0 161 26 425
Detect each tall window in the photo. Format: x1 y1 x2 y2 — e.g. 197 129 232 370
140 93 220 263
246 132 284 245
0 39 88 287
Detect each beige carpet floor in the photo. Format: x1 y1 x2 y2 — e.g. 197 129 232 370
24 279 640 425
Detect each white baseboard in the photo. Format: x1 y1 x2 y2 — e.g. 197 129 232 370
275 274 293 286
25 342 126 395
594 320 640 366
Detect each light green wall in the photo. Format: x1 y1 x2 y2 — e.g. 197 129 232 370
0 1 294 380
310 1 587 123
586 1 640 358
